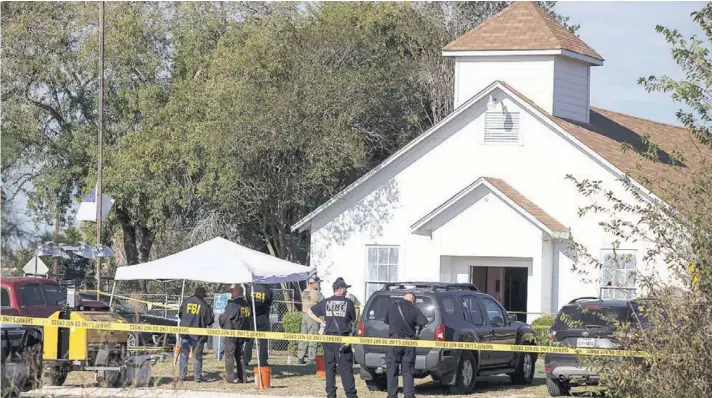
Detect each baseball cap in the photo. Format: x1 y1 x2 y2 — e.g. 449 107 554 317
333 277 351 290
308 275 321 283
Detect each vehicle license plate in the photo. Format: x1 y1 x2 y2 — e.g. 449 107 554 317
577 338 595 348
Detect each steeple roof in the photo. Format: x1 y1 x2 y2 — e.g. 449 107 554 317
443 2 603 61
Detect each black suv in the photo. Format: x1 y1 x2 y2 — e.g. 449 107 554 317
545 297 650 396
355 282 537 394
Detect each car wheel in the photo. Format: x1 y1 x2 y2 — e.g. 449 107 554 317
511 352 536 385
546 377 571 397
127 332 139 349
448 351 476 394
365 377 387 391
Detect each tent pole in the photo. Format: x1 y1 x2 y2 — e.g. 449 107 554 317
109 281 116 307
251 282 262 386
175 279 185 357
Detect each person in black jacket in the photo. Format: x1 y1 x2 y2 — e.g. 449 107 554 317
384 291 428 398
219 284 252 383
178 286 214 382
243 283 273 366
307 278 358 398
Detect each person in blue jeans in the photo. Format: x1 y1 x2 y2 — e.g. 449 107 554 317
178 287 214 382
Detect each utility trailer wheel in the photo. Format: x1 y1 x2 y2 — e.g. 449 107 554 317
96 357 126 388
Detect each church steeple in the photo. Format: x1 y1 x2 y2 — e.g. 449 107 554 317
443 2 603 123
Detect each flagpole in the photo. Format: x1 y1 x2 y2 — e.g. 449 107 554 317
96 1 105 300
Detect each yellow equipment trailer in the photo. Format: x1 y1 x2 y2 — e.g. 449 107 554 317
41 294 129 387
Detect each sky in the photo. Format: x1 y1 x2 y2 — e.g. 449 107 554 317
555 1 705 126
4 1 707 243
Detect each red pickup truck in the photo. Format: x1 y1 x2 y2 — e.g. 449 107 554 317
0 277 108 317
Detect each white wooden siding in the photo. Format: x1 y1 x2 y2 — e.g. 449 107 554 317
309 89 662 314
484 112 520 144
455 55 555 112
553 57 590 123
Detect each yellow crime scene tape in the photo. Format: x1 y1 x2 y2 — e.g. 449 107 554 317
0 315 647 358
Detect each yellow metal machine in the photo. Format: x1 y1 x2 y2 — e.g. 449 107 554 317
42 292 129 387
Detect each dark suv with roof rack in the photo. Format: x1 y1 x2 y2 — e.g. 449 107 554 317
355 282 537 394
545 296 651 396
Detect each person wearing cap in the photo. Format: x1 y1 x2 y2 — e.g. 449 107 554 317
178 286 214 382
296 275 324 364
335 277 362 334
307 278 358 398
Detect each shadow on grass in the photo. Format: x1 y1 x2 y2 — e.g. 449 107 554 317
252 364 315 379
410 375 547 395
148 364 319 387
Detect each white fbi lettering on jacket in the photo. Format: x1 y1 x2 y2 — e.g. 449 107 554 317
326 301 347 317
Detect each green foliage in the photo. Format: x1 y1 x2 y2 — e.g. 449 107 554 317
1 1 579 290
639 3 712 150
567 4 712 396
531 315 556 345
282 312 303 354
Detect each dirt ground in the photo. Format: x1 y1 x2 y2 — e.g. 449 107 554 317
63 353 599 398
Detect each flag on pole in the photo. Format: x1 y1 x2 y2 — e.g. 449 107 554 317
76 186 115 222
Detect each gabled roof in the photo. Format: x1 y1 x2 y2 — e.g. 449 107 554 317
291 80 508 233
443 2 603 62
292 81 701 233
411 177 569 239
499 82 707 189
556 108 705 188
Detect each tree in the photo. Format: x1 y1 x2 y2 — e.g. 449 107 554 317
1 2 171 270
398 2 578 125
1 2 275 282
189 2 426 260
565 4 712 396
2 1 580 290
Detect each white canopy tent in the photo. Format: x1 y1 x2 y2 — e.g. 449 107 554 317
112 237 313 382
114 237 312 283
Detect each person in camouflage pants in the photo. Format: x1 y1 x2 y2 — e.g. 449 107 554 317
297 276 324 364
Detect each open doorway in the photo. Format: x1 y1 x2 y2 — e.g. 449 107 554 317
470 266 528 322
504 267 528 322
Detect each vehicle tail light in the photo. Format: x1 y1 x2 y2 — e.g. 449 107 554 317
357 321 364 337
434 324 445 341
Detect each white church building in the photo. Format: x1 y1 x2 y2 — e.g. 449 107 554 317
291 2 699 320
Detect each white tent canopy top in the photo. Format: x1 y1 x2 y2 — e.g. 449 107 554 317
114 237 312 284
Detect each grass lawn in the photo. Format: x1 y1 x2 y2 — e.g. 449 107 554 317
63 352 599 397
